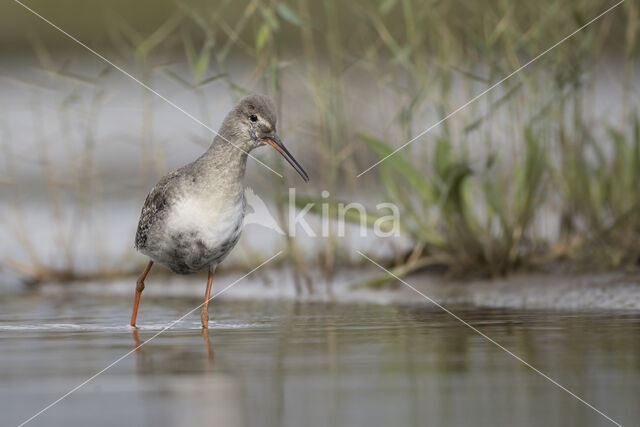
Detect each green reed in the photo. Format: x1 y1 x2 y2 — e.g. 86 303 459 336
2 0 638 284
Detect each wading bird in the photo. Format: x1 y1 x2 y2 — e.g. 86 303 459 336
131 94 308 328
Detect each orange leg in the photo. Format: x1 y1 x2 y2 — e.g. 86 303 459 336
201 269 214 329
130 260 153 327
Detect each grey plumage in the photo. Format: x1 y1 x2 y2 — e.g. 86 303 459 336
130 94 308 328
134 94 296 275
135 170 179 251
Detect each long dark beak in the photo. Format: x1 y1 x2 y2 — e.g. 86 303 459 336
264 134 309 182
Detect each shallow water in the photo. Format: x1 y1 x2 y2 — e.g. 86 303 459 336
1 292 639 427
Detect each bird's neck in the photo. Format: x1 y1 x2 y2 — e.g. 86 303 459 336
196 135 250 188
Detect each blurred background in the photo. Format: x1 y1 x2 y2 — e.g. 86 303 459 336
2 2 640 427
1 0 639 289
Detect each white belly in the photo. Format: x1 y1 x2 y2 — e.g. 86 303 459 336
146 193 245 274
167 194 244 247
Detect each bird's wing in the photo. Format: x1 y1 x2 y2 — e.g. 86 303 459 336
134 170 181 250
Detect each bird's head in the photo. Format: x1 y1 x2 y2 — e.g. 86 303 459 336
223 94 309 182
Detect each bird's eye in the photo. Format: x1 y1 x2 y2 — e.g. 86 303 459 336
249 114 258 122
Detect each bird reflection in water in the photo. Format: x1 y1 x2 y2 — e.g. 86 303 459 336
130 328 215 373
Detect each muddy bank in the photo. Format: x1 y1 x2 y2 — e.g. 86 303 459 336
32 268 640 311
429 272 640 311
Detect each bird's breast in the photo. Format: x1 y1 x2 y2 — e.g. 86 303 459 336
165 193 245 249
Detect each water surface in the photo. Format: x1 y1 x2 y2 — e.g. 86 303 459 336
1 292 639 427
